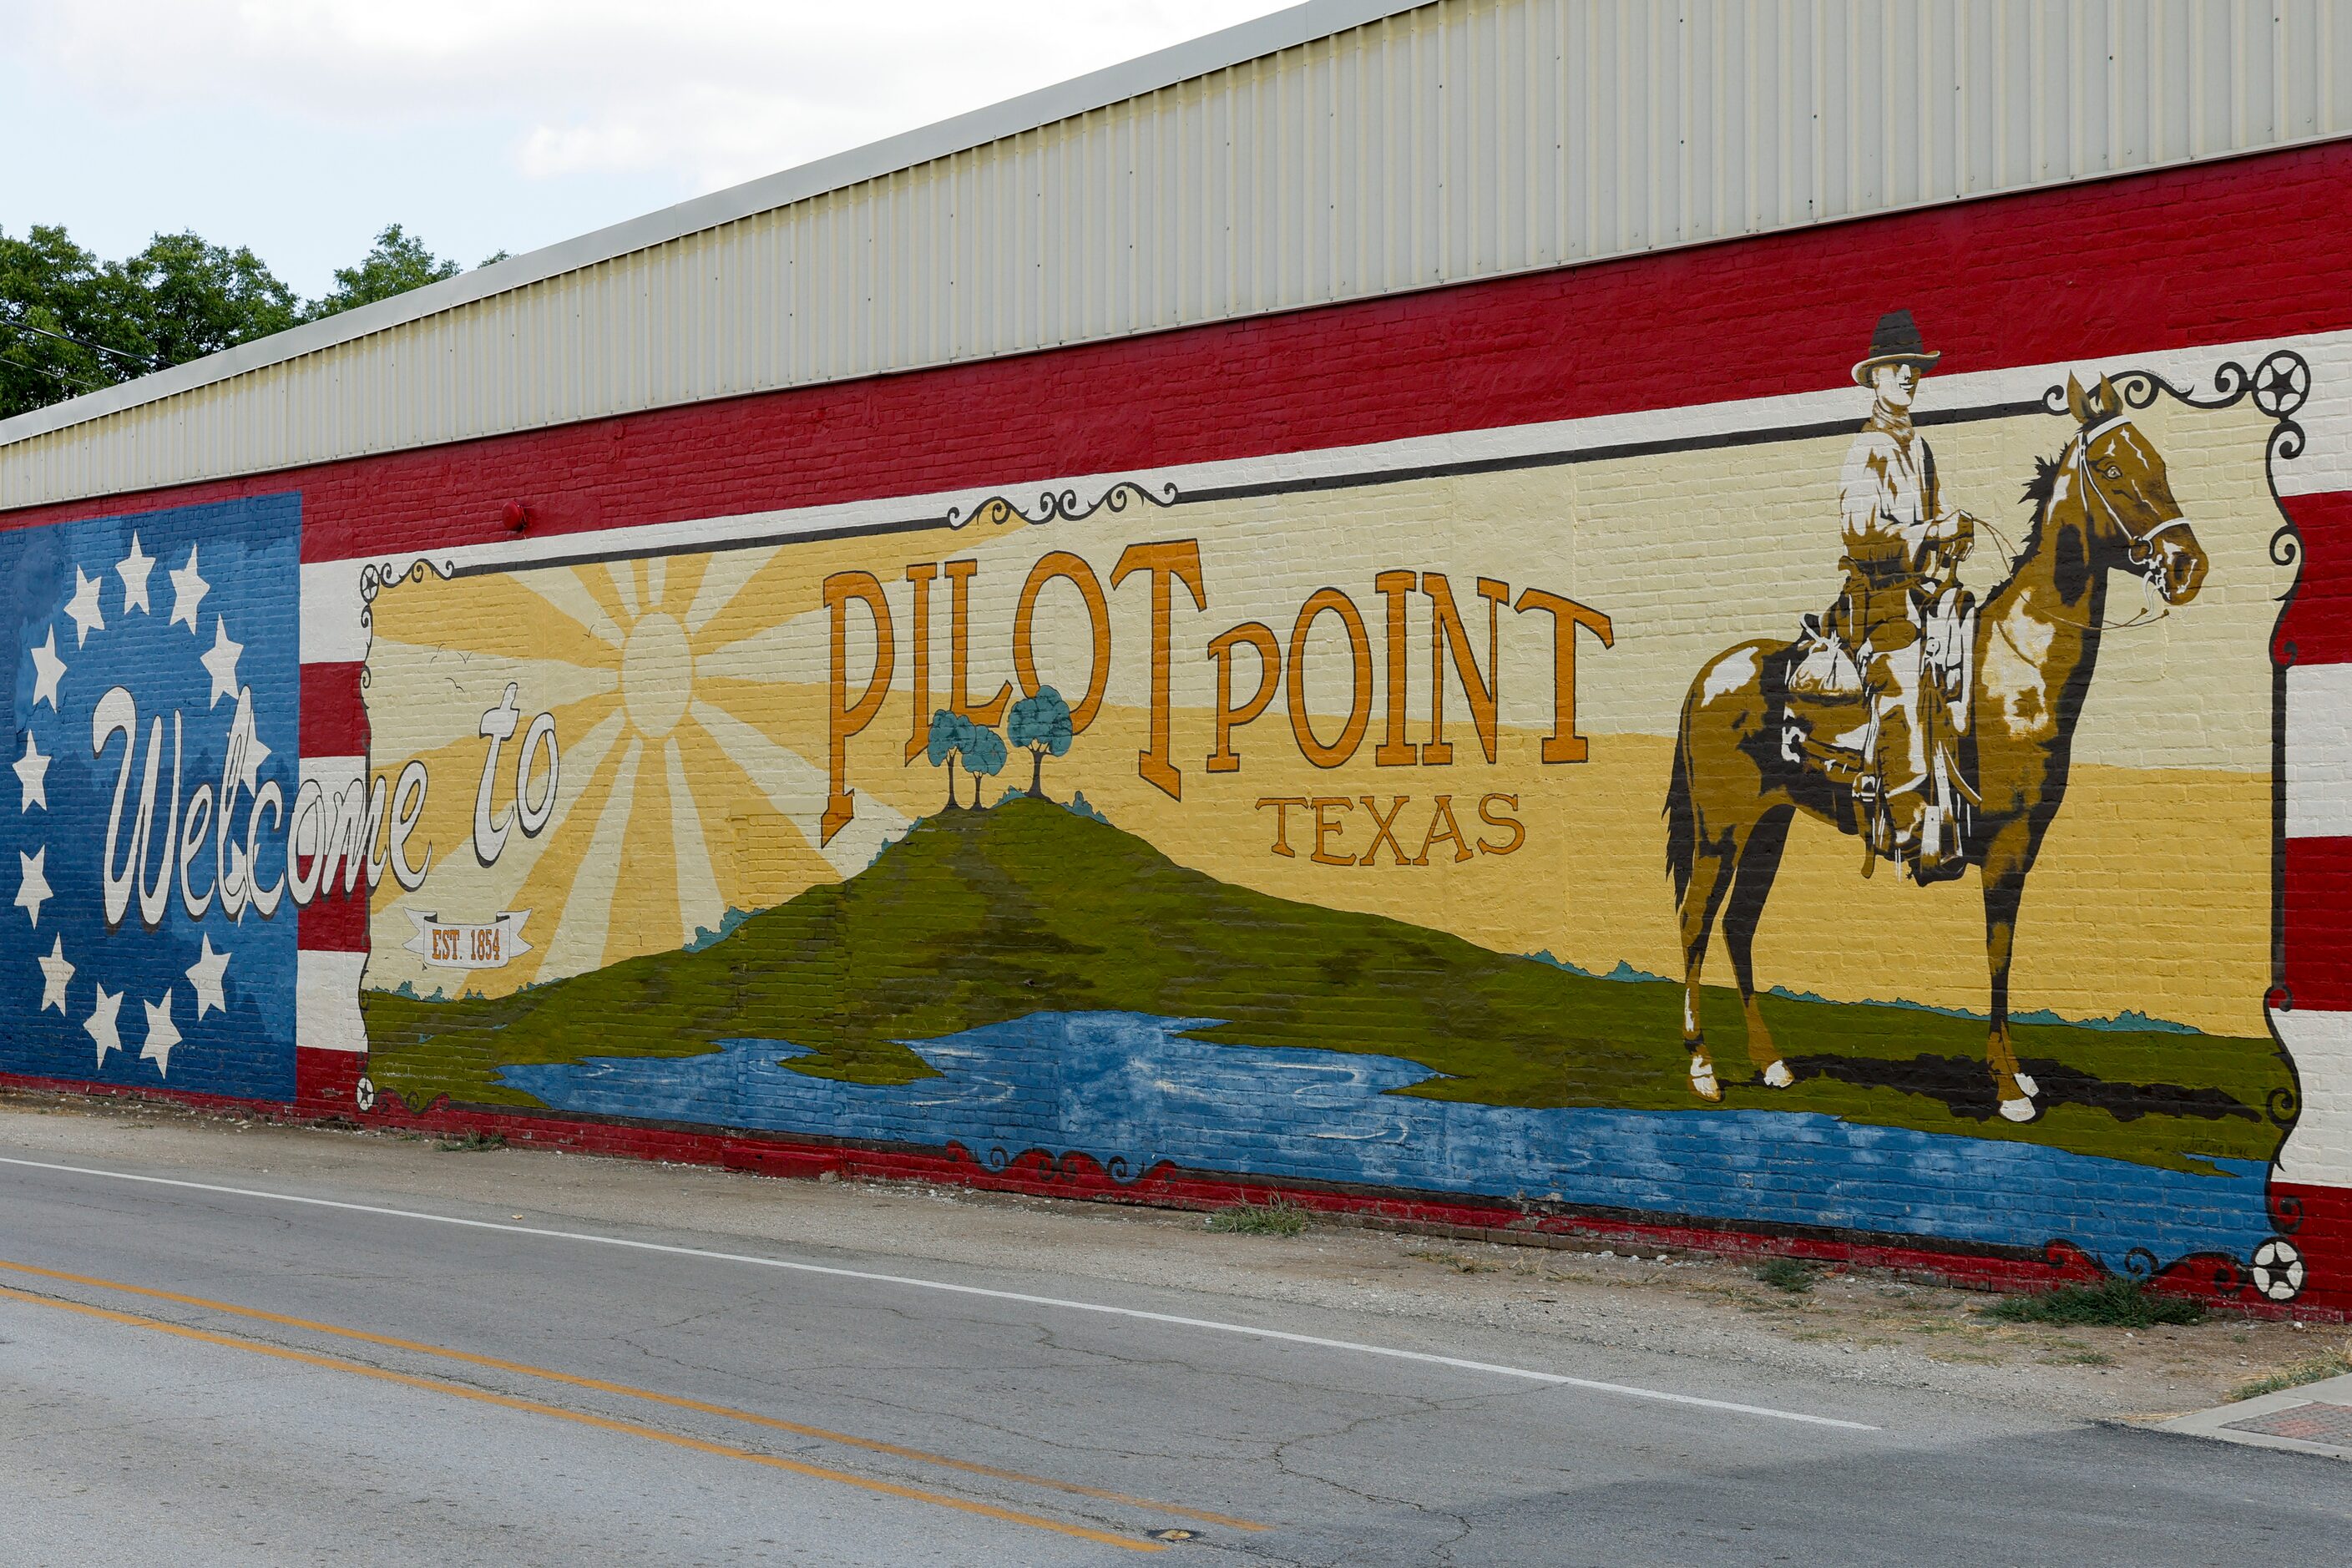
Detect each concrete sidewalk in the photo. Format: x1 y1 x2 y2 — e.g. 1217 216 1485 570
2159 1372 2352 1461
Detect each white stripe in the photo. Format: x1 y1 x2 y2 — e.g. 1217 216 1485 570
295 951 368 1053
300 559 368 665
2272 1007 2352 1189
2288 664 2352 838
0 1154 1874 1431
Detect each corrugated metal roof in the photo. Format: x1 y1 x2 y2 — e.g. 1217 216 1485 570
7 0 2349 509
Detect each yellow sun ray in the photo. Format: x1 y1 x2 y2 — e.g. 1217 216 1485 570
364 694 624 919
684 544 778 637
603 559 640 622
603 743 681 967
670 716 840 912
376 571 625 667
663 736 727 943
531 737 644 983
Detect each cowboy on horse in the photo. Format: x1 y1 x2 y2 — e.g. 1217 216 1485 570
1788 309 1984 883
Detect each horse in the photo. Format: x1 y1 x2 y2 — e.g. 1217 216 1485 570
1662 375 2211 1123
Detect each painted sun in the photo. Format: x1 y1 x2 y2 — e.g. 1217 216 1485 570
367 548 906 993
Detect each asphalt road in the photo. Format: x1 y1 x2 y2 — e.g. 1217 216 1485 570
0 1133 2342 1566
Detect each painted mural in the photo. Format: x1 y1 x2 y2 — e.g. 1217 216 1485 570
340 325 2310 1290
2 495 303 1099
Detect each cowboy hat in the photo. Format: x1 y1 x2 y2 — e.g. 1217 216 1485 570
1851 309 1941 387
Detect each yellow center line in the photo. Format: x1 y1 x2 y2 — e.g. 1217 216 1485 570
0 1257 1263 1534
0 1281 1163 1555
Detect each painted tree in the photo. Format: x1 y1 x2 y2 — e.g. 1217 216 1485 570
962 722 1008 807
925 709 975 809
1006 685 1074 797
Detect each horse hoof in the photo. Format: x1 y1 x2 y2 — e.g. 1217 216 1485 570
1761 1060 1794 1089
1998 1095 2039 1123
2012 1072 2039 1100
1690 1065 1722 1102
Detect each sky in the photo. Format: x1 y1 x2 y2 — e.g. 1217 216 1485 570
0 1 1297 299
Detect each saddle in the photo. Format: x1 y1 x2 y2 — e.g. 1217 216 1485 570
1780 589 1978 878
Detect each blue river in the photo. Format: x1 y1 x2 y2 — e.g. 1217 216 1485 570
498 1010 2275 1271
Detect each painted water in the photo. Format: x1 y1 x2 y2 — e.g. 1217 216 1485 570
499 1011 2276 1271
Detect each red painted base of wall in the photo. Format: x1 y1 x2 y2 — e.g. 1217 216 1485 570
10 1066 2341 1322
2271 1181 2352 1319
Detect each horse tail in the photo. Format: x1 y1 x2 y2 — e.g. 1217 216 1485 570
1664 685 1698 903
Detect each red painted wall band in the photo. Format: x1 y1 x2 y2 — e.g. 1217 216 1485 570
4 143 2352 578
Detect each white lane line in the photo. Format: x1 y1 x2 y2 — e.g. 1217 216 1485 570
0 1152 1878 1431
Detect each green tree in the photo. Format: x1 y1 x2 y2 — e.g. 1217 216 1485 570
1006 685 1074 797
3 221 501 418
3 226 302 417
962 723 1008 807
925 710 976 810
304 224 463 321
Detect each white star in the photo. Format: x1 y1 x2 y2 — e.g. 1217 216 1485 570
15 847 51 927
85 984 121 1067
169 546 209 633
185 937 230 1019
141 992 181 1076
231 689 270 793
13 732 48 812
64 567 105 647
37 936 72 1015
29 627 64 711
117 534 155 615
200 620 244 710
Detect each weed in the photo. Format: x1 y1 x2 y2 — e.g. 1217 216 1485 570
434 1130 507 1153
1754 1257 1818 1294
1205 1199 1308 1237
2044 1349 2117 1366
2231 1341 2352 1402
1981 1277 2204 1328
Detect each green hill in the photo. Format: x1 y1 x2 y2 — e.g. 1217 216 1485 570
364 796 2291 1171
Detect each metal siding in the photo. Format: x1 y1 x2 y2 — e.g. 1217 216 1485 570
8 0 2351 508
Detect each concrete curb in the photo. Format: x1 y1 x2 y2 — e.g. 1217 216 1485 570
2155 1370 2352 1460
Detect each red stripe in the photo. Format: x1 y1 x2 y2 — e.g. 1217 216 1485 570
297 884 370 952
4 144 2352 562
300 661 367 756
2284 836 2352 1012
294 1046 367 1113
2279 493 2352 668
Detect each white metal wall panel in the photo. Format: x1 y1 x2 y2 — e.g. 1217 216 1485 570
5 0 2349 509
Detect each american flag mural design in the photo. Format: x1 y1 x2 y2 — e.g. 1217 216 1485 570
2 497 301 1100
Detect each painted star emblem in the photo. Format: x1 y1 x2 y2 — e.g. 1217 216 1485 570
230 689 270 794
185 937 230 1019
84 984 121 1067
13 731 48 812
141 993 181 1076
200 619 244 710
37 936 72 1015
117 534 155 615
15 847 51 927
29 627 64 711
64 567 107 647
169 545 209 633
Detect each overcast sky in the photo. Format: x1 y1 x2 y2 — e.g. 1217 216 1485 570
0 1 1295 297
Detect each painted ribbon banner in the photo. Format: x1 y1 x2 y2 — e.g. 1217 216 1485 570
403 910 532 972
342 343 2312 1301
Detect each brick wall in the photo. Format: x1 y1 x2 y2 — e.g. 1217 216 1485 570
7 141 2350 1317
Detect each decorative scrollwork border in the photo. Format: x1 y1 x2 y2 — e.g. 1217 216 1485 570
943 478 1180 529
2040 348 2314 1302
356 556 458 685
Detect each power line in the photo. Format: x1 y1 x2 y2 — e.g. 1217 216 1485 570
0 350 109 393
0 316 154 370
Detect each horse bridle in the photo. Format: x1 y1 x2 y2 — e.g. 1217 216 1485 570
2072 414 2195 594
